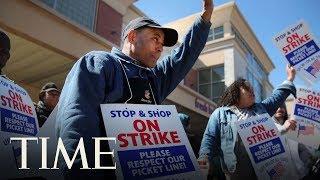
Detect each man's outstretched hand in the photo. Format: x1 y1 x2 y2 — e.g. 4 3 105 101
286 64 296 82
201 0 214 23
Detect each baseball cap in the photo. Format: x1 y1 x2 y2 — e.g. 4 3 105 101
122 17 178 47
39 82 60 100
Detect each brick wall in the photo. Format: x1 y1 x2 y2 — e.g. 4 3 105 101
95 0 122 46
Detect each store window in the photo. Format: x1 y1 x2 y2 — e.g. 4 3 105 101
232 24 267 102
246 69 263 102
40 0 97 30
214 26 224 39
207 29 214 41
207 26 224 42
198 66 225 103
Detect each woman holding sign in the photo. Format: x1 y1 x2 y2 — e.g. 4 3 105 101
198 65 296 180
273 105 318 179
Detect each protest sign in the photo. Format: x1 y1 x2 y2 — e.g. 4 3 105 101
0 76 39 179
273 20 320 85
101 104 203 180
287 87 320 148
235 113 297 180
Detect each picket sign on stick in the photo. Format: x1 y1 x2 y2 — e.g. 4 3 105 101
235 113 298 180
101 104 203 180
273 20 320 85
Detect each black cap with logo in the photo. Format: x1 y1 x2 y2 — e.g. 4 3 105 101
122 17 178 47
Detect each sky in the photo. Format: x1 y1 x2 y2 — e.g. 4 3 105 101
134 0 320 89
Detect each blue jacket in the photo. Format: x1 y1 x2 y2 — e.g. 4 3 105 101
55 16 211 178
199 80 296 173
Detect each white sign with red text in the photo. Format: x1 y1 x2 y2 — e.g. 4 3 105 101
273 20 320 85
0 76 39 179
287 87 320 148
101 104 202 180
235 113 298 180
